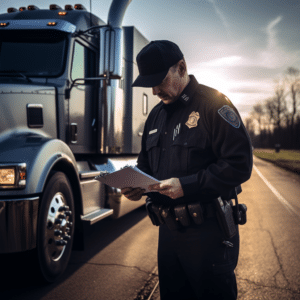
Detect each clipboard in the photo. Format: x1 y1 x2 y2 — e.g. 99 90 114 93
95 165 160 193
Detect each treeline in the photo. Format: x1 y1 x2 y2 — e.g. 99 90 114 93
245 67 300 149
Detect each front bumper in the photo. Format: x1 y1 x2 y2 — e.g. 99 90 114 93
0 196 39 253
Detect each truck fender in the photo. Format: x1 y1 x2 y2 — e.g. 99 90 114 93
0 132 84 250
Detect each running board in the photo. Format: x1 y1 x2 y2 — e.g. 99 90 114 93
81 208 113 225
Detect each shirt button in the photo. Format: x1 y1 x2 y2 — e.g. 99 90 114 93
162 148 166 152
165 132 167 134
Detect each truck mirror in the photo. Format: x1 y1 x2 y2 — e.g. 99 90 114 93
99 26 123 79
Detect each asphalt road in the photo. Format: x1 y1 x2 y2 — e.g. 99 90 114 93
236 156 300 299
1 155 300 300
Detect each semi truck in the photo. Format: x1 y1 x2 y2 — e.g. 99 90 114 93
0 0 157 282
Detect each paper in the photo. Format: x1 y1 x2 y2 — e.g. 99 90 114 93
95 165 160 193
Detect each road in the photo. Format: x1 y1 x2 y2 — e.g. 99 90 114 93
1 156 300 299
236 156 300 299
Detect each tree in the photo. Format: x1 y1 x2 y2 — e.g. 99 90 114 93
269 79 287 130
251 103 264 134
285 67 300 137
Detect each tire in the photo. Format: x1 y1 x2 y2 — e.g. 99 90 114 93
36 171 75 283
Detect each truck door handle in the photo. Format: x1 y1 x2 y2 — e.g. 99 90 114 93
70 123 78 143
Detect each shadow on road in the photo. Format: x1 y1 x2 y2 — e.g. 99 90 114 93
0 206 148 299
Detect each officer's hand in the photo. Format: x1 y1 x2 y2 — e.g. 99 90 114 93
121 187 146 201
148 178 184 199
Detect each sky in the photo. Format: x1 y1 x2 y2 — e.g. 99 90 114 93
1 0 300 119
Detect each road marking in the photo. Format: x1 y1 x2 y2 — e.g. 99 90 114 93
253 164 299 217
147 280 159 300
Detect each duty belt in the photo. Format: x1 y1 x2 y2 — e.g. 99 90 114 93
145 199 220 230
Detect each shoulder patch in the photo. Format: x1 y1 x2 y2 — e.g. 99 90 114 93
218 105 240 128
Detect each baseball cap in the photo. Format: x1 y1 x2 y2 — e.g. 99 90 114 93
132 40 184 88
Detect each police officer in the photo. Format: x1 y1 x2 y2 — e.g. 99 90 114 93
121 40 252 300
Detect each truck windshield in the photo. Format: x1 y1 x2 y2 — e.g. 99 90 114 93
0 30 67 77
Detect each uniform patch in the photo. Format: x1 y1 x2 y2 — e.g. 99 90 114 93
218 105 240 128
185 111 200 129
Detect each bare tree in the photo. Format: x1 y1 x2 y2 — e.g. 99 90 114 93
251 103 264 133
285 67 300 131
264 98 275 129
244 117 255 142
271 79 287 130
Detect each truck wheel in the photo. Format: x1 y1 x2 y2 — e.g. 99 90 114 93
37 171 75 283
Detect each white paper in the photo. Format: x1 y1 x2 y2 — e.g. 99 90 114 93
95 166 160 193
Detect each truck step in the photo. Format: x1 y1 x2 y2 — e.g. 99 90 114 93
79 171 101 180
81 208 113 225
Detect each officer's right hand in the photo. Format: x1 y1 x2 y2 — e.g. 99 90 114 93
121 187 145 201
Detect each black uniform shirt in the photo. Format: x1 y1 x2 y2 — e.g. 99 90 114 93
137 75 253 206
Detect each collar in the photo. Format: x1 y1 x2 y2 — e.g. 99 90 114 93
178 75 198 106
162 75 199 113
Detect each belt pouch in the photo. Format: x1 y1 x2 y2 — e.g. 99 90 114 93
151 204 165 225
174 204 191 227
161 207 180 230
187 203 204 225
145 200 161 226
213 197 237 239
232 203 247 225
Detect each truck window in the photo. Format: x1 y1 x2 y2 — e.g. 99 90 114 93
0 30 67 77
71 41 96 83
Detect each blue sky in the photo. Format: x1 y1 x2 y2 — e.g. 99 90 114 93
1 0 300 118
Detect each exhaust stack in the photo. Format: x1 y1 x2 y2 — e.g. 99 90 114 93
99 0 132 154
107 0 132 28
99 0 132 78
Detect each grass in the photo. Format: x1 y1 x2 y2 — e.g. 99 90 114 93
253 149 300 174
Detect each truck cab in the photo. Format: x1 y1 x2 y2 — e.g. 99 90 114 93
0 2 158 282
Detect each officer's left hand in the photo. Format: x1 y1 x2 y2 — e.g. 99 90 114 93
148 178 184 199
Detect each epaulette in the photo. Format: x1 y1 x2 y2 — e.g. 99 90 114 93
196 84 232 109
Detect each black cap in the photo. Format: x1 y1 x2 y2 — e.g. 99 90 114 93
132 40 183 88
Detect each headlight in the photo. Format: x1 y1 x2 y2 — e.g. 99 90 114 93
0 168 15 185
0 163 26 189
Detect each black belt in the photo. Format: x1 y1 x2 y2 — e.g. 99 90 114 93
146 199 220 230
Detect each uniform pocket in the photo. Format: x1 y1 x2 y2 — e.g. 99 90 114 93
186 132 212 174
146 133 160 174
170 133 208 176
170 135 189 176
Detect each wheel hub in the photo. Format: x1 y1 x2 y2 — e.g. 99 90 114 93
46 192 73 261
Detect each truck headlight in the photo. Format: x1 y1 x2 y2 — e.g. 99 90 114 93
0 163 26 189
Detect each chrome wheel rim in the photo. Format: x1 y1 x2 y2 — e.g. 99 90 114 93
46 192 73 261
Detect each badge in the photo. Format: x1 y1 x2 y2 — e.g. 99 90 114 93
218 105 240 128
185 111 200 129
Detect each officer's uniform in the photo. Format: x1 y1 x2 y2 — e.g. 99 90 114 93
137 75 253 299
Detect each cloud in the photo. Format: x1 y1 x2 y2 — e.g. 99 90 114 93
257 16 300 68
195 16 300 70
201 56 242 67
189 15 300 118
206 0 230 35
266 16 282 49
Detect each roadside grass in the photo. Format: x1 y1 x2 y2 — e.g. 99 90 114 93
253 149 300 174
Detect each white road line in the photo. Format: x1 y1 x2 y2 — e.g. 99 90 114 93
147 280 159 300
253 164 299 217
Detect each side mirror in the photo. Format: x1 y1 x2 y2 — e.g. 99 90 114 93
99 26 123 79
